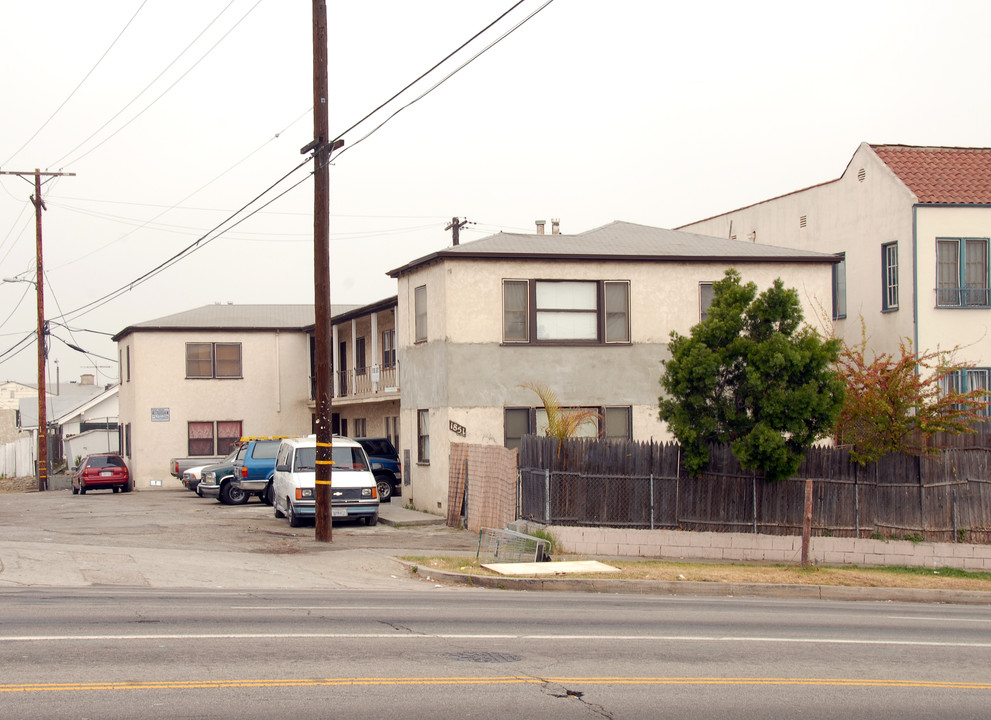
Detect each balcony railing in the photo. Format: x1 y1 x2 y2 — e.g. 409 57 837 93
332 363 399 400
936 287 991 308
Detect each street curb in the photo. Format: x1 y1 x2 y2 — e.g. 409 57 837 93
393 559 991 605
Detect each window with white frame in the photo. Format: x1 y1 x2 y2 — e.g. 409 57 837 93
414 285 427 342
882 242 898 311
937 238 990 307
417 409 430 463
502 279 630 344
699 282 715 322
382 329 396 368
832 254 847 320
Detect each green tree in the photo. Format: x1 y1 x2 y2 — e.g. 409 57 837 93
834 330 989 464
658 269 844 481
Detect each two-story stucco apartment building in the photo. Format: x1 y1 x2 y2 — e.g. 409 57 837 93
113 221 838 513
679 143 991 398
387 220 838 513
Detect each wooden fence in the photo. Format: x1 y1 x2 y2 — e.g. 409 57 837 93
517 435 991 544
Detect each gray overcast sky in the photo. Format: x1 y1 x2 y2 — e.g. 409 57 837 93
2 0 990 386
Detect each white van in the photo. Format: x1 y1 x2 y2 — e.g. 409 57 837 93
272 435 380 527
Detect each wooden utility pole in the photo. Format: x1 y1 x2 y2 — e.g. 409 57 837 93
0 168 74 491
801 478 813 567
311 0 334 542
445 217 468 246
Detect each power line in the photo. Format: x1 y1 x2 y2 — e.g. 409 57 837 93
58 0 265 169
47 0 241 169
2 1 149 166
58 156 314 323
336 0 556 160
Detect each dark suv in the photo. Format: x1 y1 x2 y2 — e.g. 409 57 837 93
354 437 402 502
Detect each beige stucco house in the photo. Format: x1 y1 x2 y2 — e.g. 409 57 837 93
112 302 403 487
387 220 839 515
679 143 991 397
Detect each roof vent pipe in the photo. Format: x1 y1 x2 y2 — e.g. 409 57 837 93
551 219 560 235
536 220 546 235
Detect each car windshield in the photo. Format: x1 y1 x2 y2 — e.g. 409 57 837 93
293 446 367 472
359 439 396 457
87 455 125 468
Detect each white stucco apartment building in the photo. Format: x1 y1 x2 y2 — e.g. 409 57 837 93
679 143 991 397
387 221 839 514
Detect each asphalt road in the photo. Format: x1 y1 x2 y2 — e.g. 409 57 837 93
3 587 991 719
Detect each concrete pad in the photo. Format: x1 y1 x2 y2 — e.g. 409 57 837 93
378 503 446 527
481 560 620 576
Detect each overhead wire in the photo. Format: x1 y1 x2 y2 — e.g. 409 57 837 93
57 0 265 169
47 0 554 327
59 155 314 323
334 0 556 160
2 1 149 167
47 0 241 170
47 105 311 271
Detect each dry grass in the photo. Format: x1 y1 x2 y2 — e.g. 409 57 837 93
404 555 991 592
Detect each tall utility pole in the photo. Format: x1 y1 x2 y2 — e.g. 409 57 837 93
0 168 75 491
311 0 334 542
445 216 469 246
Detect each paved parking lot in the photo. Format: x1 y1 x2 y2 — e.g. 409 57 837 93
0 481 478 590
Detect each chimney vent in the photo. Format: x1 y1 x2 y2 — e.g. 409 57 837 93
551 219 560 235
536 220 546 235
80 374 95 386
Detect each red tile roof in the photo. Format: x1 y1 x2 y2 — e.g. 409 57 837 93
871 145 991 204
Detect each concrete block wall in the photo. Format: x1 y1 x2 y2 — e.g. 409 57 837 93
534 524 991 571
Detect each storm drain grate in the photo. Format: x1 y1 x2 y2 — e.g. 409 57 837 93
443 651 522 664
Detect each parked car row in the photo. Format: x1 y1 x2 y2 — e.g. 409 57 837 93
176 434 394 528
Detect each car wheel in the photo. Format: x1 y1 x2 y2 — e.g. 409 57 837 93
274 501 285 519
376 475 392 503
72 486 79 495
112 486 120 493
287 500 304 528
220 482 248 505
263 482 274 506
79 486 86 495
122 482 132 493
364 513 378 527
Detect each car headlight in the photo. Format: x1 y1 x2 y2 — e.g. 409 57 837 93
296 488 314 500
204 472 215 481
361 488 372 497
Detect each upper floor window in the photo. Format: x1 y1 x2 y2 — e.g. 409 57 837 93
355 337 366 375
414 285 427 343
937 238 990 307
939 367 990 416
186 342 242 379
699 282 715 322
502 279 630 344
832 254 847 320
882 242 898 311
382 329 396 368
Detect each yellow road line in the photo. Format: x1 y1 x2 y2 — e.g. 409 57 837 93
3 677 991 693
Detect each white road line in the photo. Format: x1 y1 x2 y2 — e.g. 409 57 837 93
2 633 991 647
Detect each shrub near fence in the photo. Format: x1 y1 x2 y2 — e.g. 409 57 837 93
517 435 991 544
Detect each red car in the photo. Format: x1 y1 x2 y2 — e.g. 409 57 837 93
72 453 132 495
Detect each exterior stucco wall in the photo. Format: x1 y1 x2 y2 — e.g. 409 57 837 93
398 255 834 516
680 143 919 355
117 330 313 486
915 205 991 366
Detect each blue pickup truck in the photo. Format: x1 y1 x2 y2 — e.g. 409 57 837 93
230 437 285 505
354 437 402 502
